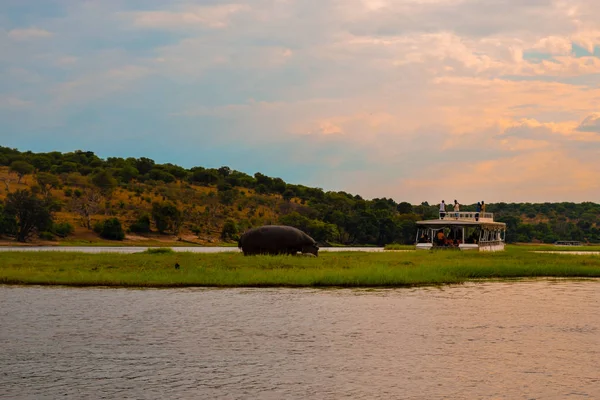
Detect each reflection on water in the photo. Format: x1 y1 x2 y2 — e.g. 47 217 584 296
1 281 599 399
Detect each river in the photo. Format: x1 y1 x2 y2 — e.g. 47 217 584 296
1 281 598 399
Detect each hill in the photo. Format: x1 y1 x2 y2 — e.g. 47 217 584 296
1 146 599 245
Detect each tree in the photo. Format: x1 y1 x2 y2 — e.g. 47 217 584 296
71 189 102 229
1 176 12 193
221 219 239 240
118 165 139 183
4 189 53 242
30 155 53 172
129 214 152 234
217 166 231 176
9 161 34 184
397 202 413 214
135 157 155 175
190 168 219 185
36 172 60 198
282 188 295 202
218 189 238 206
96 218 125 240
0 203 17 236
151 202 182 234
91 170 118 196
148 168 176 183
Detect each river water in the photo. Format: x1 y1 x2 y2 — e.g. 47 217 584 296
1 281 598 399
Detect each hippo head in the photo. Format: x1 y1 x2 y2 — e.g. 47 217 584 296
302 243 319 257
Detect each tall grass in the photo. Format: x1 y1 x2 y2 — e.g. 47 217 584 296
1 246 599 288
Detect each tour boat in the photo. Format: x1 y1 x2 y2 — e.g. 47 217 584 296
415 212 506 252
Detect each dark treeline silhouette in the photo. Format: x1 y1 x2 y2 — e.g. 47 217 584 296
1 146 599 244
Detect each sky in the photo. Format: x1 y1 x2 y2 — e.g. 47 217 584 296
1 0 600 204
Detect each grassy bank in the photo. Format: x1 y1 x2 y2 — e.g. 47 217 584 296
1 246 599 288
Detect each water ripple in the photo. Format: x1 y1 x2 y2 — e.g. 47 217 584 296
1 280 599 399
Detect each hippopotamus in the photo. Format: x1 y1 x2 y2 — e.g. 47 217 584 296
238 225 319 256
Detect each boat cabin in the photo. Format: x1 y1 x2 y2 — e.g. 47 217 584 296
415 212 506 252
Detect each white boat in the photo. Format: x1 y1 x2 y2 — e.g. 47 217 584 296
415 212 506 252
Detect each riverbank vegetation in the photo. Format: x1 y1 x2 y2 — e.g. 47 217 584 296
1 246 599 288
1 146 600 246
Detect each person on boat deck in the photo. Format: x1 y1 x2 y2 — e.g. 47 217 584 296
418 233 429 243
439 200 446 219
436 229 446 245
481 201 486 213
453 200 460 218
475 201 481 221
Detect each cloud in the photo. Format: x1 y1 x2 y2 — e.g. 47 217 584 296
577 113 600 132
400 150 600 203
3 0 600 203
126 4 249 29
0 96 32 108
7 28 53 40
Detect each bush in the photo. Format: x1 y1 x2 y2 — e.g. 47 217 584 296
129 214 151 234
52 222 74 238
39 231 55 241
64 188 73 197
96 218 125 240
221 219 239 241
143 247 174 254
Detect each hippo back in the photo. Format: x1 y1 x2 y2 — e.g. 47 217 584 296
239 225 318 255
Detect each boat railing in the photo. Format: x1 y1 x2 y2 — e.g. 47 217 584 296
439 211 494 222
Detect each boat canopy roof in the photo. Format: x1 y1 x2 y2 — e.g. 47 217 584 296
416 220 506 228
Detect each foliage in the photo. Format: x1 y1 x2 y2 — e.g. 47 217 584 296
3 189 53 242
143 247 175 254
2 146 600 245
129 214 152 234
91 170 118 195
52 222 74 238
39 231 56 241
9 160 34 183
221 219 239 240
70 189 102 229
96 218 125 240
36 172 60 197
151 202 182 234
0 203 17 236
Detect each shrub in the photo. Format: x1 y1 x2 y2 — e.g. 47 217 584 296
143 247 174 254
39 231 55 241
93 221 103 234
52 222 74 238
64 188 73 197
96 218 125 240
221 219 239 241
130 214 151 234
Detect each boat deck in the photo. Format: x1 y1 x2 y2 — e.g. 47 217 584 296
417 212 506 227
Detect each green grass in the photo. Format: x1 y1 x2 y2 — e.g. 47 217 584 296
384 244 416 250
142 248 175 254
511 244 600 252
1 245 599 288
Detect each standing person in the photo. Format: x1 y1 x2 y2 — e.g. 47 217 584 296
481 200 486 214
439 200 446 219
475 201 481 221
453 199 460 218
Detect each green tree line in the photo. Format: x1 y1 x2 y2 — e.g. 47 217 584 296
1 146 599 244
